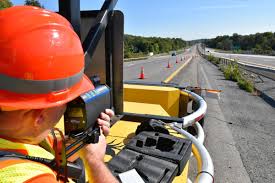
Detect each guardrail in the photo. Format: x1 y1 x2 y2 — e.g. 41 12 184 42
124 49 187 62
124 56 149 62
198 46 275 81
181 89 207 128
236 61 275 81
123 54 167 62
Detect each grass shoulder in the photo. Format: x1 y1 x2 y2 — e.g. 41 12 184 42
207 54 254 93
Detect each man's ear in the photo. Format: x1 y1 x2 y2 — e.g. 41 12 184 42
32 109 46 128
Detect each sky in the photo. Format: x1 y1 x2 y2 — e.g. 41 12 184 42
11 0 275 40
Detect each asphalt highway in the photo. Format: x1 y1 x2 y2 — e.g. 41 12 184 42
124 47 275 183
124 49 193 83
206 48 275 68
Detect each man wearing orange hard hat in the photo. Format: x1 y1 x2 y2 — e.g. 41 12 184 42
0 6 118 183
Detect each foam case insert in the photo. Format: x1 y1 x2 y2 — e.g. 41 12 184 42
107 148 178 183
125 131 192 175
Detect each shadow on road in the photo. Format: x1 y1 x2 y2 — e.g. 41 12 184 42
256 89 275 108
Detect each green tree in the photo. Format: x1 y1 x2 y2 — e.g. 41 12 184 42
271 37 275 50
153 43 159 53
205 32 275 55
223 38 233 50
253 44 263 54
261 37 272 54
232 33 241 49
24 0 44 8
216 42 224 50
149 44 154 53
0 0 13 10
123 34 186 58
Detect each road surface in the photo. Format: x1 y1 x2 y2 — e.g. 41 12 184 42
206 48 275 68
124 49 194 83
124 47 275 183
171 51 275 183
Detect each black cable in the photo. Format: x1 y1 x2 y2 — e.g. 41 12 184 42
2 154 53 167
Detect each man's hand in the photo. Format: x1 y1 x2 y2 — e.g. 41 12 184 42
67 109 114 162
79 109 118 183
80 108 114 162
79 132 119 183
97 109 114 136
79 133 107 163
80 108 113 162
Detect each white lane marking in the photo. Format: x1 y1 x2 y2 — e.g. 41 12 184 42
263 59 273 62
211 50 275 60
231 53 275 59
199 61 212 89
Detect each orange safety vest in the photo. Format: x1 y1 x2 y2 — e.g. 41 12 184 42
0 136 69 183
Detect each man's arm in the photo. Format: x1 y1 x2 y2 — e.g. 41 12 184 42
83 155 118 183
80 134 119 183
79 109 117 183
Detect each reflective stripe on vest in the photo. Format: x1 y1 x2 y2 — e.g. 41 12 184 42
0 138 54 158
0 137 56 182
0 160 55 183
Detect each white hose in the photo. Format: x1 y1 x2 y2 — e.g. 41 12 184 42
194 122 205 144
170 123 214 183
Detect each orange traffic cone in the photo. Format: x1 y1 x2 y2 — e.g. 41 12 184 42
167 60 171 68
139 66 145 79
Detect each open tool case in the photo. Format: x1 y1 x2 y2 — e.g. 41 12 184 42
107 131 192 183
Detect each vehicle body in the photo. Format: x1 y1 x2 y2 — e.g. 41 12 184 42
56 0 214 182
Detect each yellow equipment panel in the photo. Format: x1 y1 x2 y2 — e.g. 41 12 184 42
124 84 180 117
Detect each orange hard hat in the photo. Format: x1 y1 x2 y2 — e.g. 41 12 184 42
0 6 94 111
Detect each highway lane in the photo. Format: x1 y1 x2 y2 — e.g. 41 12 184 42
172 56 252 182
123 46 275 182
123 49 194 82
124 47 249 182
206 48 275 68
122 43 273 181
172 49 275 183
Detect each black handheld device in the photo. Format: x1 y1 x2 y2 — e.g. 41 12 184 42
64 85 111 144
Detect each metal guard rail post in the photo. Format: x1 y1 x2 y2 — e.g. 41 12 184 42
197 45 275 81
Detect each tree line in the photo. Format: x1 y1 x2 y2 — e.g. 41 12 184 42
0 0 43 10
204 32 275 55
124 34 186 58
